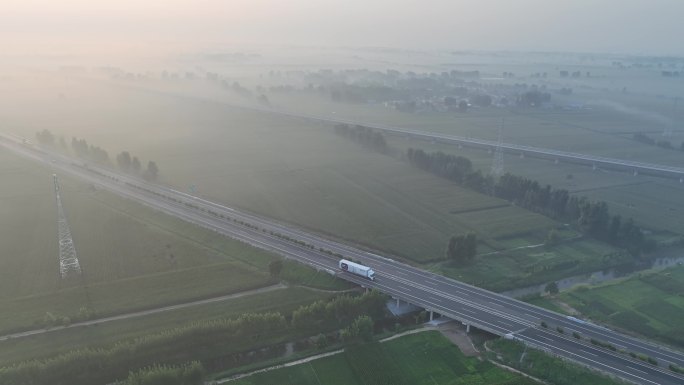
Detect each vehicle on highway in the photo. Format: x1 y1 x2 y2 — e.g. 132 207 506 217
339 259 375 281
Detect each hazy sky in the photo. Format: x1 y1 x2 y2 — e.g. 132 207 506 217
2 0 683 56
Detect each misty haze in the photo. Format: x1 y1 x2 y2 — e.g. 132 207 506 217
1 1 684 385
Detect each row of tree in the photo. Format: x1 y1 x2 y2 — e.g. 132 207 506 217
407 148 495 193
407 148 654 255
333 124 387 153
0 312 286 385
633 133 684 152
34 130 160 181
120 362 204 385
1 291 388 385
70 137 110 164
116 151 158 180
291 290 386 330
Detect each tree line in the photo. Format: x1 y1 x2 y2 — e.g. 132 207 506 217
334 124 387 153
291 290 386 331
119 362 204 385
633 132 684 152
0 312 286 385
34 130 159 181
406 148 655 255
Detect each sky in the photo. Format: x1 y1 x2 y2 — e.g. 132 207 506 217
1 0 683 57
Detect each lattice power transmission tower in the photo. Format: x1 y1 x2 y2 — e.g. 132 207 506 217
490 119 505 177
53 174 81 278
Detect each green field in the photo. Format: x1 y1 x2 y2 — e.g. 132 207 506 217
232 331 537 385
556 266 684 348
2 78 558 265
386 134 684 238
0 148 344 334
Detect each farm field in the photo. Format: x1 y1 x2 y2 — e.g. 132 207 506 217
391 138 684 236
231 331 538 385
0 286 333 367
555 266 684 348
0 148 341 334
2 76 559 265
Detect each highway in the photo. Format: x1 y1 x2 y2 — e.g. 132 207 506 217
1 134 683 385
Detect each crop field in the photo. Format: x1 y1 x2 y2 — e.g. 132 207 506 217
558 266 684 348
391 138 684 236
2 77 558 265
232 331 537 385
0 148 336 334
0 286 332 366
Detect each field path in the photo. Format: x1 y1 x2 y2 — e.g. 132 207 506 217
0 283 286 342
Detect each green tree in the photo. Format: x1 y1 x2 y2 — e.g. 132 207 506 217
545 281 559 295
354 315 374 342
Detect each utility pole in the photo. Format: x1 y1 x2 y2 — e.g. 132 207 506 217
53 174 81 278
